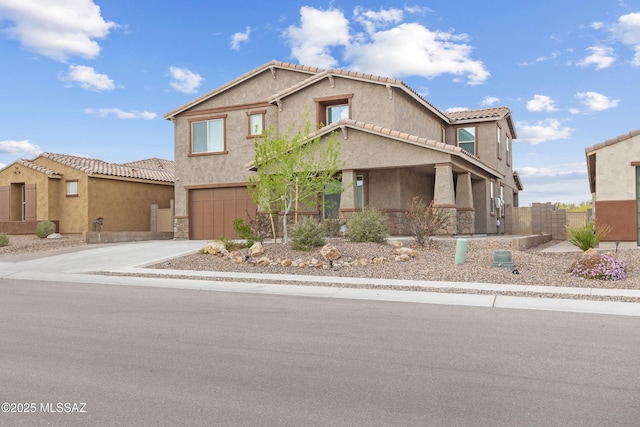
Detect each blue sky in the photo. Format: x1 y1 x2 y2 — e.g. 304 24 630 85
1 0 639 206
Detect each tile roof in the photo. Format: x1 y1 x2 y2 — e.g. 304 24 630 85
37 153 175 183
585 128 640 153
246 119 503 179
13 159 62 177
445 107 511 122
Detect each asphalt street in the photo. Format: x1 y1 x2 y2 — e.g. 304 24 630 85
1 278 639 426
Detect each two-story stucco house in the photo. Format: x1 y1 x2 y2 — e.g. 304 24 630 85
586 129 640 247
165 60 523 240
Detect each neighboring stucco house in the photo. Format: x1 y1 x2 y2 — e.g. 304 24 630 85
586 129 640 246
0 153 174 235
165 60 523 240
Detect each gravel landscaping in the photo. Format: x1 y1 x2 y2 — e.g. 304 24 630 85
3 234 640 302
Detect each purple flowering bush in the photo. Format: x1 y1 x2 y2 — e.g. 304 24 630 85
569 251 626 281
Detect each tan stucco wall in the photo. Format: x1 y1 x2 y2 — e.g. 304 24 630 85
0 163 61 222
594 134 640 201
88 177 174 232
0 158 174 234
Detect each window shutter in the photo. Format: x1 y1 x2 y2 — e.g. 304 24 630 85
24 184 36 221
0 186 9 221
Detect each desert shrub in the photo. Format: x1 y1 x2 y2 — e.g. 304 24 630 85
218 235 246 252
346 207 388 243
322 216 343 238
403 197 450 247
0 233 9 247
569 251 626 281
35 221 56 239
290 216 325 251
567 221 611 251
233 217 259 247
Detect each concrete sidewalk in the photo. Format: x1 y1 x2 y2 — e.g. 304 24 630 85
1 240 639 317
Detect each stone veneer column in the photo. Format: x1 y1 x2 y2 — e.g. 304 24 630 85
455 172 475 234
434 163 458 235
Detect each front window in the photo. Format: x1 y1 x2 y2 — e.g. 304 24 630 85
248 111 264 137
506 135 511 166
314 94 353 128
356 175 364 209
457 127 476 155
323 181 342 219
66 180 78 197
192 118 225 154
497 125 502 159
490 181 495 216
327 104 348 125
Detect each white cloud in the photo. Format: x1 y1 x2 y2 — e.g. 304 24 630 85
576 91 619 111
481 96 500 107
58 65 115 91
0 0 117 62
0 139 42 156
169 66 203 94
84 108 156 120
515 119 574 144
230 27 250 50
284 6 351 69
516 164 589 206
577 46 616 69
610 12 640 66
445 107 469 112
353 6 403 34
284 6 490 84
526 94 558 112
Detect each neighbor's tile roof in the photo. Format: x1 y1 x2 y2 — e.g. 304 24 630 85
585 128 640 153
14 159 63 177
40 153 175 183
445 107 511 122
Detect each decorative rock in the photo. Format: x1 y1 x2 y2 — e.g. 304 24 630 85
256 256 270 265
394 247 416 257
372 257 385 264
281 259 292 267
203 241 227 255
46 233 62 239
394 254 411 262
248 242 264 257
320 244 341 261
387 240 403 248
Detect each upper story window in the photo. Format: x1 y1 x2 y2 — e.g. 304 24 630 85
314 94 353 128
191 116 226 154
506 135 511 166
247 110 265 137
497 125 502 159
66 180 78 197
457 127 476 156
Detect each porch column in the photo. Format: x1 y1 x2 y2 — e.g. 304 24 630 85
434 163 455 205
455 172 475 234
434 163 457 235
339 169 357 222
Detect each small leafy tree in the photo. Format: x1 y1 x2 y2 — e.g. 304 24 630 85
233 217 260 247
404 197 450 247
248 117 343 243
567 220 611 251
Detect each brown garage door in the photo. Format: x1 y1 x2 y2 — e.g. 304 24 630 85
189 186 256 240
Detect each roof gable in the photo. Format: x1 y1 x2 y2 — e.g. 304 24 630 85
164 60 324 119
266 68 449 122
